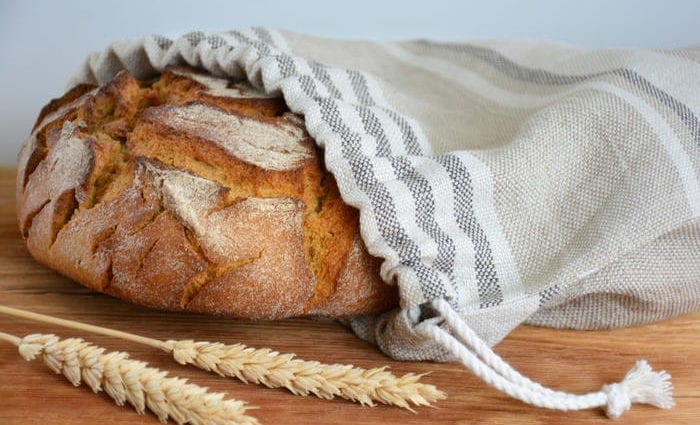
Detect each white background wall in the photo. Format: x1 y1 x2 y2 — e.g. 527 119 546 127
1 0 699 164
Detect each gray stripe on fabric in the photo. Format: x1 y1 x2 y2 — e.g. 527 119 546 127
308 64 391 156
353 105 392 156
341 67 464 299
385 108 424 155
347 70 376 106
317 96 450 300
539 284 560 307
418 41 700 146
276 54 449 300
252 27 275 46
205 34 226 49
227 30 251 44
437 154 502 307
184 31 205 47
153 35 173 50
346 68 424 155
619 68 700 146
344 73 468 300
228 30 272 56
342 73 463 298
390 156 458 281
275 54 297 78
314 64 395 158
435 42 583 85
348 84 460 286
310 62 343 99
312 63 422 159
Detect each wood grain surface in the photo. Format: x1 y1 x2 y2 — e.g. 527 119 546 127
0 166 698 424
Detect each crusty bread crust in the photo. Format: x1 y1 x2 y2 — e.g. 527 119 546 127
16 66 397 319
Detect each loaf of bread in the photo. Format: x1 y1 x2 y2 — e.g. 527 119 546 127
16 65 398 319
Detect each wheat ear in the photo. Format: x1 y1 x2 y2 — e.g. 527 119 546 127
164 339 445 410
0 331 259 425
0 305 446 409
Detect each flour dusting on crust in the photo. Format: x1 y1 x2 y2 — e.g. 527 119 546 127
33 90 97 136
149 103 312 171
48 121 93 200
138 159 306 264
138 160 224 254
170 67 274 99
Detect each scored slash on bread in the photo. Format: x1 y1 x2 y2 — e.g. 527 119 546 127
16 65 398 319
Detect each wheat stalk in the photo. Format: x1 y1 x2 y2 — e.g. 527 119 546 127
165 339 445 410
0 331 259 425
0 305 446 409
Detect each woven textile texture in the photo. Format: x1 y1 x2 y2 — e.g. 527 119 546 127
68 29 700 362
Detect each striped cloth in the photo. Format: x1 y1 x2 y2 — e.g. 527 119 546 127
69 29 700 363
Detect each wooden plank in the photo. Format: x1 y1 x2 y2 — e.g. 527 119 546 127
1 166 698 424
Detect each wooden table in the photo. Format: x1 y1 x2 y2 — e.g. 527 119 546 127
0 166 698 424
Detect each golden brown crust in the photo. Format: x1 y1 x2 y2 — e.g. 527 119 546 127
16 65 398 319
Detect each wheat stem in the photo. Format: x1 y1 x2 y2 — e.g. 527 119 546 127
0 305 446 409
0 331 259 425
0 305 167 351
0 330 22 346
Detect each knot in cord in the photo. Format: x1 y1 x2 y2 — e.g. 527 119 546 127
602 383 631 419
603 359 675 419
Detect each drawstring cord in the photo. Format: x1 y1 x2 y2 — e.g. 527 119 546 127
415 298 674 418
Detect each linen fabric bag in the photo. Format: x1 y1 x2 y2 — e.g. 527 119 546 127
68 28 700 417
